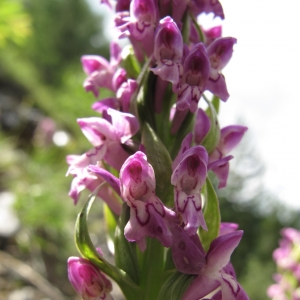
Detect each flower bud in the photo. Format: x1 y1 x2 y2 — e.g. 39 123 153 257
68 257 113 300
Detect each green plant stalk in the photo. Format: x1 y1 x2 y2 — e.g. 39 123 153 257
139 238 165 300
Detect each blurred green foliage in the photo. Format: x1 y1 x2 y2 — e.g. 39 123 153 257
0 0 31 46
0 0 109 296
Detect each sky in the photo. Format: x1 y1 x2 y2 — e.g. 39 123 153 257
218 0 300 208
87 0 300 209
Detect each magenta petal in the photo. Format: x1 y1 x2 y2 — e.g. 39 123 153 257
207 37 237 71
153 76 169 113
281 227 300 243
219 125 248 154
67 147 106 204
172 146 208 232
151 63 182 86
203 25 222 46
83 75 100 97
170 224 206 274
92 98 120 114
104 140 130 170
116 0 131 12
151 16 183 84
88 165 121 196
191 0 225 20
171 109 189 134
182 43 210 90
68 257 113 299
206 231 243 273
153 16 183 62
194 108 211 144
206 73 230 102
172 0 188 23
172 132 193 170
120 151 156 200
211 290 222 300
68 175 94 205
183 43 210 81
77 117 116 147
109 41 122 68
176 85 195 112
223 262 237 279
171 146 208 190
124 201 172 247
208 154 233 170
182 273 220 300
67 146 106 172
107 108 139 143
174 189 207 233
81 55 110 75
213 162 229 188
208 155 233 189
112 68 127 91
177 43 210 111
220 272 250 300
220 223 239 236
116 79 138 112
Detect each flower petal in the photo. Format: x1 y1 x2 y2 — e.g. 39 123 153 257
206 231 243 274
88 165 121 196
170 224 206 274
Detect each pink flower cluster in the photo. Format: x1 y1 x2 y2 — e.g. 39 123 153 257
268 228 300 300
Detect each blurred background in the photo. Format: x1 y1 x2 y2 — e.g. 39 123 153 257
0 0 299 299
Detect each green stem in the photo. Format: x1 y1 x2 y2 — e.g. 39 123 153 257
140 238 165 300
189 12 205 43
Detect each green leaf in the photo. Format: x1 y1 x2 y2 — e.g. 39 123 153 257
115 203 140 284
140 238 165 300
181 10 190 44
199 178 220 252
157 272 195 300
75 185 105 260
141 122 173 205
163 248 176 272
170 111 195 159
103 203 117 255
189 12 205 42
121 45 141 79
75 185 141 298
201 95 220 153
212 95 220 114
136 72 157 130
